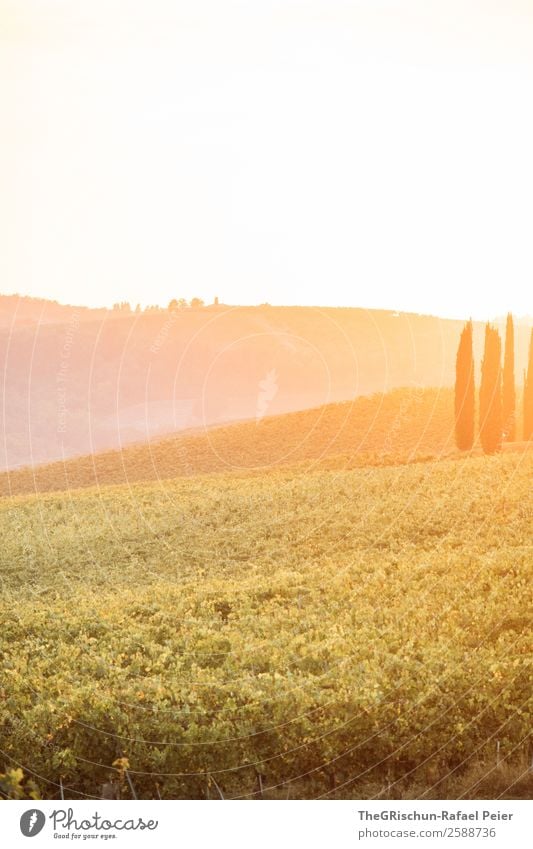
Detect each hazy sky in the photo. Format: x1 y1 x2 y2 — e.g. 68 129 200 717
1 1 533 318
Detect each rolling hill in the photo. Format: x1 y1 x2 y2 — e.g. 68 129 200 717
0 387 457 497
2 296 531 470
1 298 531 800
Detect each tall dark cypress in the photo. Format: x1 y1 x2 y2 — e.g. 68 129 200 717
502 313 516 441
479 323 502 454
523 329 533 441
454 320 475 450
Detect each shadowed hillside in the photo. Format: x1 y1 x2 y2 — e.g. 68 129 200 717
2 297 530 471
0 387 457 496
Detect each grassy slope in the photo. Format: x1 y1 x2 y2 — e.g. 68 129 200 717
0 387 456 497
1 450 531 799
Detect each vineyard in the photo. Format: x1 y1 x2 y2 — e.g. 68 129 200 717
1 448 531 799
0 387 456 497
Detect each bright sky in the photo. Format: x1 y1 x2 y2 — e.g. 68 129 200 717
1 1 533 319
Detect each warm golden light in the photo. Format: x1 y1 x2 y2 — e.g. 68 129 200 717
1 1 532 319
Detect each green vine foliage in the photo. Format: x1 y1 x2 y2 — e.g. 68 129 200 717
0 452 531 798
0 768 40 800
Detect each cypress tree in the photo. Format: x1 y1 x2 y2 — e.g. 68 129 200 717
454 320 475 450
502 313 516 441
479 323 502 454
524 329 533 441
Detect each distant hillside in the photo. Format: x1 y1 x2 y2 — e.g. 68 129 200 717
0 296 530 470
0 294 112 327
0 387 458 496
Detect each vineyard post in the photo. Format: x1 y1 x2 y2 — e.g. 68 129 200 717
386 765 392 799
255 771 266 799
210 774 225 799
125 769 138 800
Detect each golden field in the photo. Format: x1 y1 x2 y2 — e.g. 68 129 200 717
1 437 531 799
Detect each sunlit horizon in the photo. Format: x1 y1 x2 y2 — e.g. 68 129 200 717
2 1 533 321
2 288 533 325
